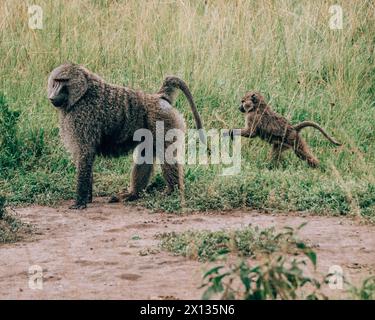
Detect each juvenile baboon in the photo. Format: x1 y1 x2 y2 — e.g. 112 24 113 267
47 63 205 209
229 92 341 167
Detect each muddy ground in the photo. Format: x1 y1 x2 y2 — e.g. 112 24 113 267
0 198 374 299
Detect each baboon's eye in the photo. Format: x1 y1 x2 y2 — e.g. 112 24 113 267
55 78 69 83
251 94 258 103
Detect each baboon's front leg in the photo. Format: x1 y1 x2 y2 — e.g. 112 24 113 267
87 172 93 203
229 128 257 139
270 143 288 163
70 153 95 210
294 138 319 168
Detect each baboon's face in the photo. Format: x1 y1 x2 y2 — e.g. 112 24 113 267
48 79 69 108
47 63 88 110
48 65 71 108
239 92 265 113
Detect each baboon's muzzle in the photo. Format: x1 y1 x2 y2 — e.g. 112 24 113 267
49 96 66 107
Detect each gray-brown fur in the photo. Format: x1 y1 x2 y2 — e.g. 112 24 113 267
47 63 204 209
229 91 341 167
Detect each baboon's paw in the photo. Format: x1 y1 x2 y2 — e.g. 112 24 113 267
145 181 165 192
122 193 140 202
308 161 319 168
69 203 87 210
108 195 120 203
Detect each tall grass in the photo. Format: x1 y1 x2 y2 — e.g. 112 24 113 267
0 0 374 215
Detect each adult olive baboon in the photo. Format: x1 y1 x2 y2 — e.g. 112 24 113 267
229 92 341 167
47 63 205 209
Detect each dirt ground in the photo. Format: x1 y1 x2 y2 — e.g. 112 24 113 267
0 197 374 299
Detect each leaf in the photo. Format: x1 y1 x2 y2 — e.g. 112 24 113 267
202 286 217 300
240 267 251 291
296 242 307 249
203 265 224 278
213 273 229 287
304 250 317 268
297 222 308 230
216 248 230 255
306 293 319 300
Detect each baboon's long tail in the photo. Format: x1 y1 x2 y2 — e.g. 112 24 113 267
158 76 206 143
294 121 342 146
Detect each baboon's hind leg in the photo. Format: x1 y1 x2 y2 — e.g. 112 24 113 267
161 162 185 207
161 163 184 195
126 162 155 201
109 162 154 203
160 127 185 204
269 143 288 164
294 138 319 168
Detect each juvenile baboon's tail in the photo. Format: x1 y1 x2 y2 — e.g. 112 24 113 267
294 121 342 146
158 76 206 143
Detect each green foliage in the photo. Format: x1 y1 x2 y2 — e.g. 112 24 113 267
357 184 375 217
0 195 32 243
0 93 51 180
158 223 374 300
199 224 325 300
157 223 315 262
348 277 375 300
0 94 20 169
201 251 375 300
0 195 5 220
201 256 325 300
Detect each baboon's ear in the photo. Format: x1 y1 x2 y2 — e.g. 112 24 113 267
68 68 88 107
251 94 258 104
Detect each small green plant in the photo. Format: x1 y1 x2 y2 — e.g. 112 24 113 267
0 93 20 169
157 223 314 262
0 195 5 220
348 276 375 300
198 223 324 300
0 196 32 243
201 254 325 300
